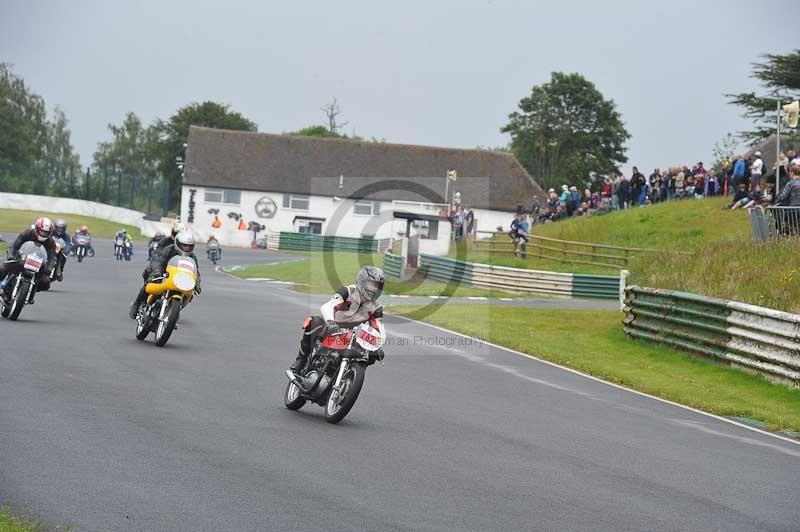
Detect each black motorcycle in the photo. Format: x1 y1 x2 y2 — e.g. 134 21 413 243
1 241 49 321
284 310 386 424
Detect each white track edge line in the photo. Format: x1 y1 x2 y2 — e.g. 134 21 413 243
389 313 800 447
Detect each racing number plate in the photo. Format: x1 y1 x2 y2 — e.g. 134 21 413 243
24 255 43 272
176 259 196 273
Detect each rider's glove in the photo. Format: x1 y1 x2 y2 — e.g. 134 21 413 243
325 320 341 335
194 281 202 295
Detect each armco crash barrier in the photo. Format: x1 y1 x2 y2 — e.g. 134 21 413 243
623 286 800 386
278 232 377 253
418 254 620 299
383 252 403 280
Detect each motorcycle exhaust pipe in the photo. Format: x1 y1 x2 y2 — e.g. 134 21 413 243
284 369 304 388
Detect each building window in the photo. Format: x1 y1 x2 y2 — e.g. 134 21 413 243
298 221 322 235
283 193 309 210
353 200 380 216
204 188 241 205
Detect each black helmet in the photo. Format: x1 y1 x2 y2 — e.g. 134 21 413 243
357 266 384 302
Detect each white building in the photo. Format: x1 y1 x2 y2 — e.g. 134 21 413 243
180 127 543 254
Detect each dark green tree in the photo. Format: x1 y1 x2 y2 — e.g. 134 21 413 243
501 72 630 189
156 101 257 209
44 107 82 197
0 63 48 193
727 50 800 144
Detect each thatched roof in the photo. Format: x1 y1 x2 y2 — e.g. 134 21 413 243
183 126 543 211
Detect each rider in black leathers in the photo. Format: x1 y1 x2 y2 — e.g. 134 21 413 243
1 219 57 302
129 230 200 319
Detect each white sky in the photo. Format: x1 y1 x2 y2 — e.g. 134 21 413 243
2 0 797 177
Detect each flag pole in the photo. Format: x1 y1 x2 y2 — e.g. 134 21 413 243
777 99 781 193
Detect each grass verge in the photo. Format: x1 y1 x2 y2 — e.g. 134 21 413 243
0 209 142 240
387 304 800 434
230 251 515 297
0 509 48 532
445 196 800 312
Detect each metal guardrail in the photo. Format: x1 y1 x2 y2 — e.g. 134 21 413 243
278 232 378 253
623 286 800 386
766 206 800 240
383 252 403 280
418 254 620 299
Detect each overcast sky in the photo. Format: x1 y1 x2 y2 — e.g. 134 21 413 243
2 0 798 177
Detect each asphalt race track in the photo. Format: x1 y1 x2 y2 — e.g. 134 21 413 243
1 242 798 531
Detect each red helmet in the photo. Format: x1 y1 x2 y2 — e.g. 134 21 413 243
34 217 54 242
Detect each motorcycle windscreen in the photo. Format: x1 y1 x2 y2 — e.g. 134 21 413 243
18 241 47 272
168 255 197 292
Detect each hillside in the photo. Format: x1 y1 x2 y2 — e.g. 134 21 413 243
460 198 800 312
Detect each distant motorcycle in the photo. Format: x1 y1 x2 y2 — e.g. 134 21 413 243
207 242 221 265
74 234 91 263
50 237 67 282
134 255 200 347
1 241 49 321
123 240 133 261
284 309 386 423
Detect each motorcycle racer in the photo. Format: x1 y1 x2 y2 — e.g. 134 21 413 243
52 219 71 277
72 225 94 255
0 217 57 300
129 230 201 319
290 265 385 371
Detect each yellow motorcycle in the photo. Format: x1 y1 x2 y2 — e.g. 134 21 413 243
135 255 199 346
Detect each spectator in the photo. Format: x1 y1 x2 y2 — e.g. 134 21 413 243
750 151 764 189
517 213 531 258
559 185 570 207
674 167 685 197
529 195 541 219
732 184 763 210
728 182 751 210
601 177 612 200
731 155 746 190
776 164 800 206
453 205 465 241
465 207 475 239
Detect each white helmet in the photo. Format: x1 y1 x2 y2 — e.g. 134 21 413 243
174 231 195 255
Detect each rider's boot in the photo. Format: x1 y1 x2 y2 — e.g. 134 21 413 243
289 351 307 373
129 286 148 319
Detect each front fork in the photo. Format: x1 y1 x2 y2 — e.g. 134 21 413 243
332 359 350 394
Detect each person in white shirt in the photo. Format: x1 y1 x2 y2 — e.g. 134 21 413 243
750 151 764 188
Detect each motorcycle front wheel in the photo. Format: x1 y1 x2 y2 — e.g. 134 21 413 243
135 305 152 340
324 362 365 424
284 380 306 411
154 298 181 347
7 279 30 321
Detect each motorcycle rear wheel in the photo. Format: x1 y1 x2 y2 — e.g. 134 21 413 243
284 380 306 410
8 280 30 321
324 362 365 424
154 299 181 347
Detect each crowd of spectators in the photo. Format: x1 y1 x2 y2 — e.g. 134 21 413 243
515 149 800 227
501 149 800 252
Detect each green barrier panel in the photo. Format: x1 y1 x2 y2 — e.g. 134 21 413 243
383 253 402 280
419 254 473 285
279 232 378 253
572 273 618 300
